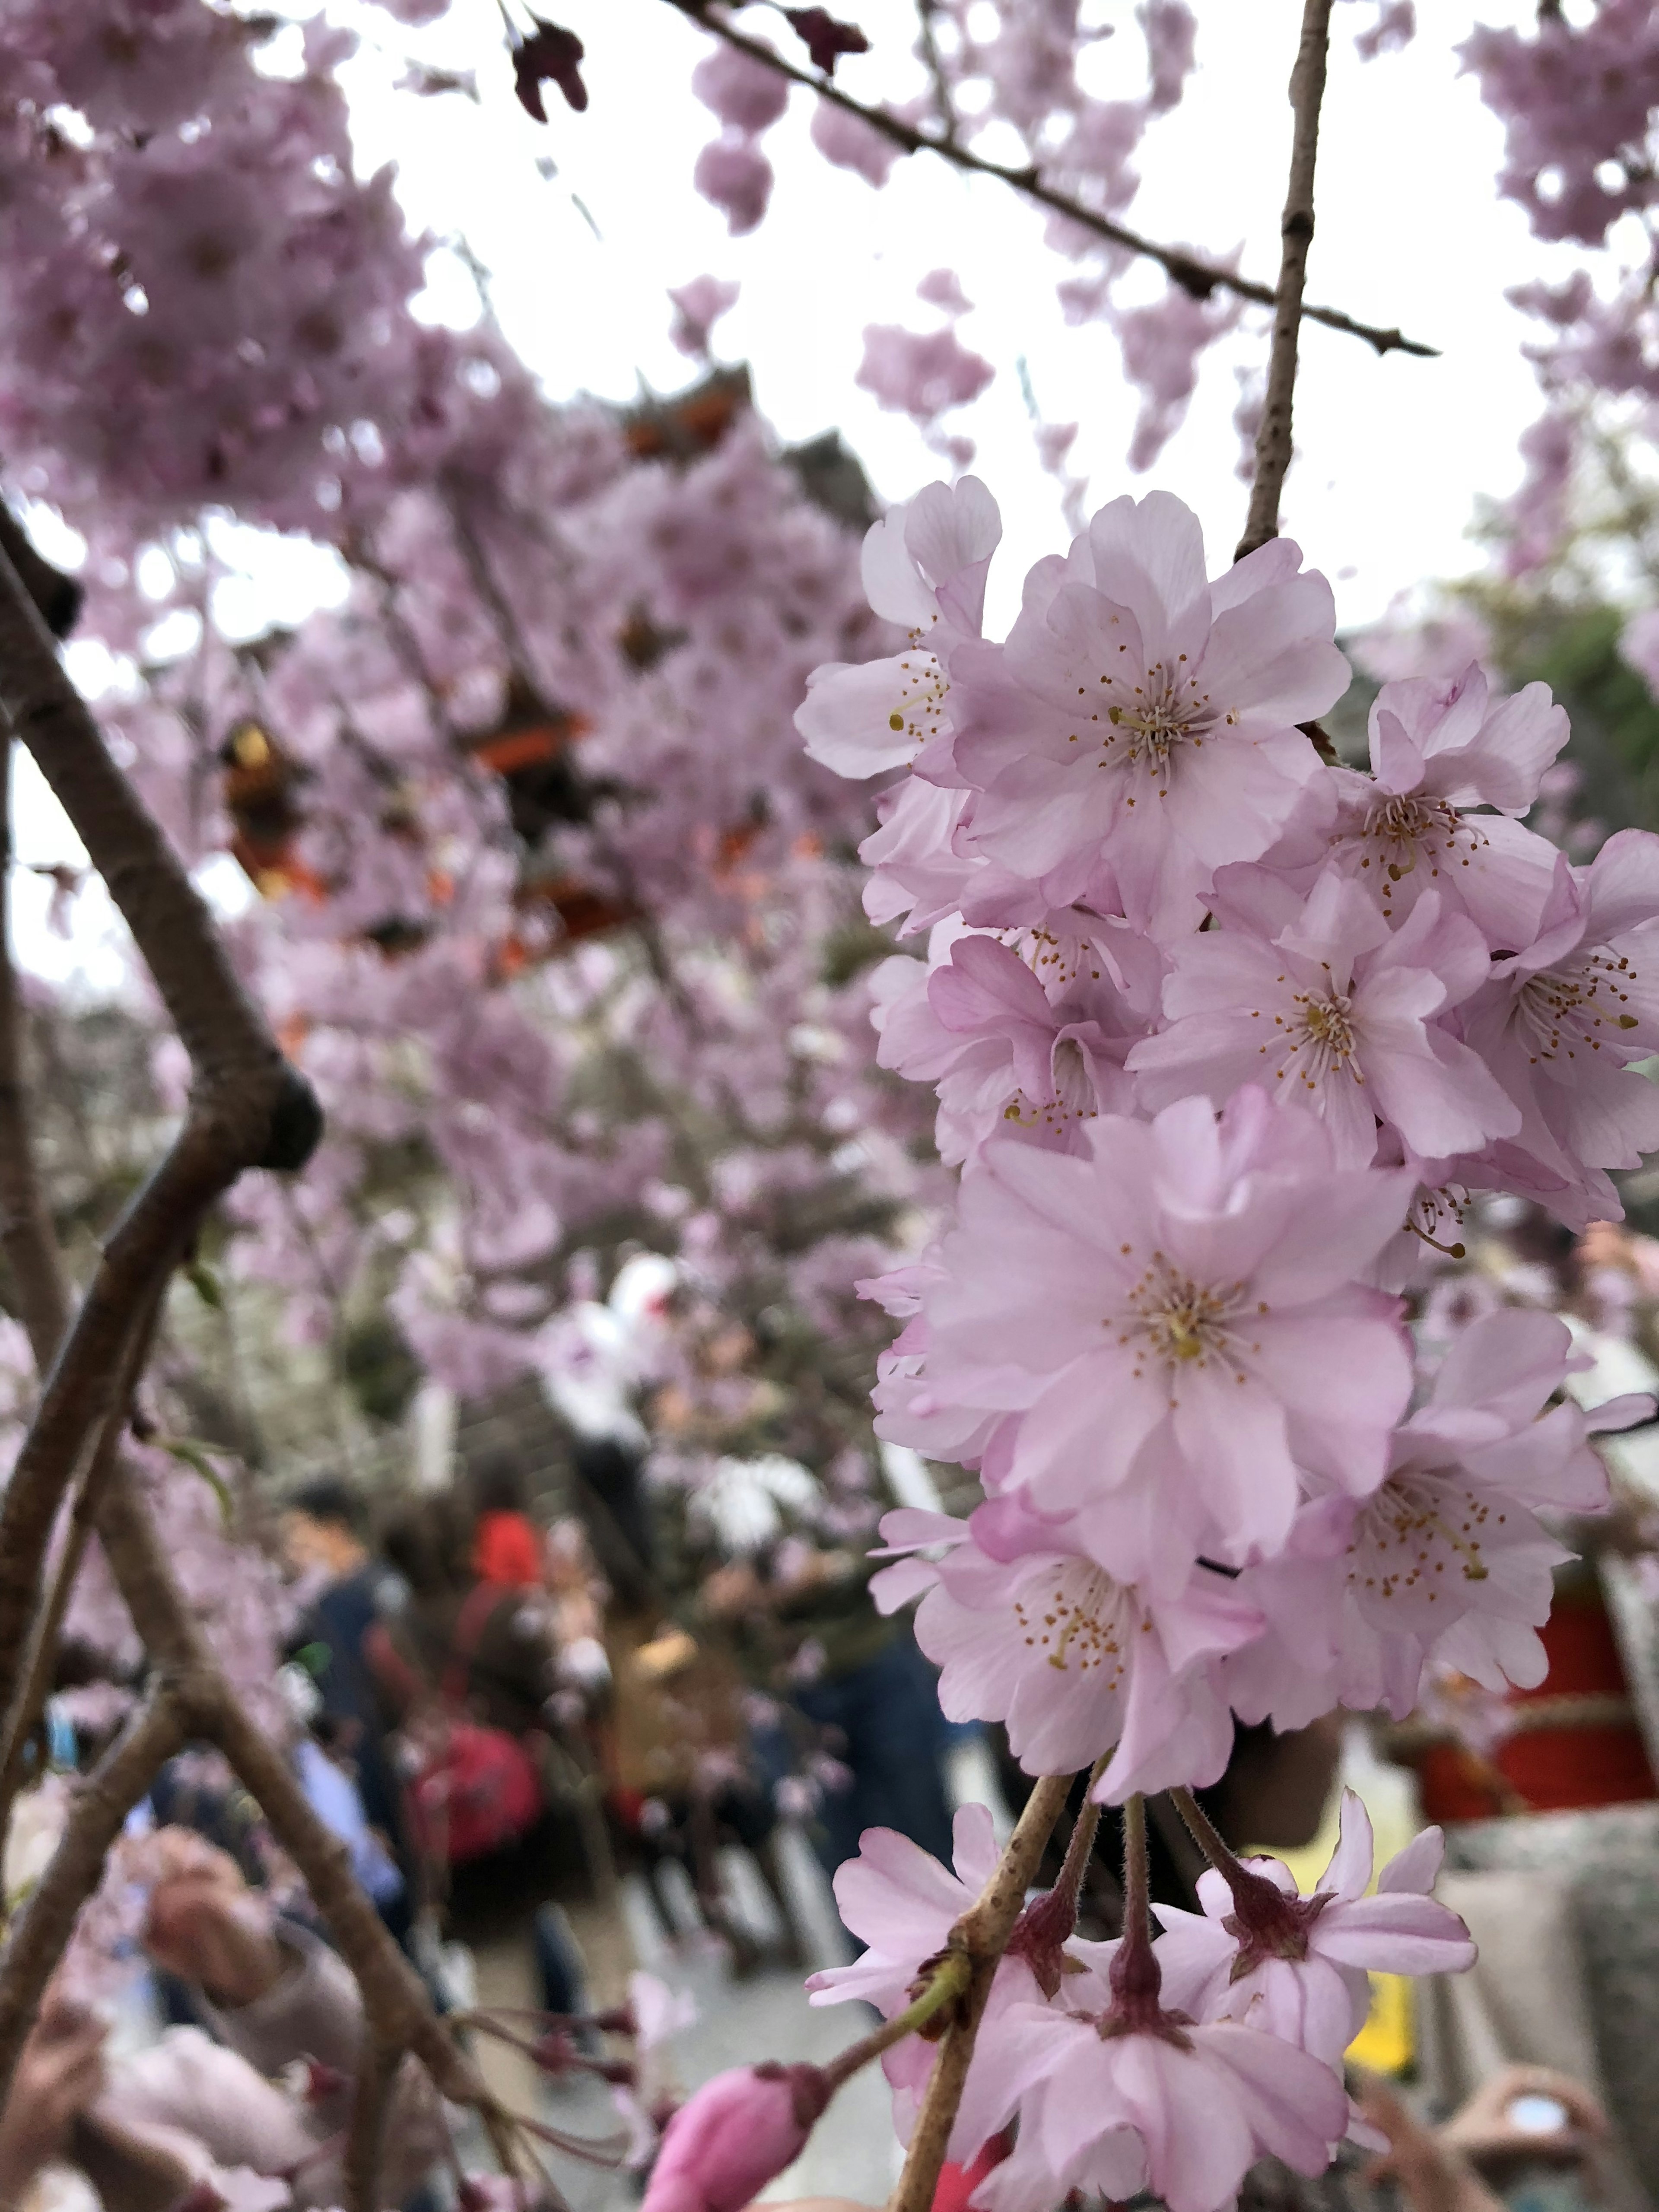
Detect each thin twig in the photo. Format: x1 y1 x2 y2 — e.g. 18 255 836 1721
913 0 958 145
1166 1783 1234 1872
667 0 1434 360
0 559 296 1090
1122 1791 1150 1941
1236 0 1336 558
0 1691 187 2098
194 1646 495 2112
887 1772 1072 2212
1053 1755 1108 1897
822 1950 972 2092
0 1278 166 1848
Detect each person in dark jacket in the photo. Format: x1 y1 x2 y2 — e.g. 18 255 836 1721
280 1477 412 1941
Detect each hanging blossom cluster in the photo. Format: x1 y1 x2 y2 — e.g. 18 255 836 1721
130 369 928 1414
693 0 1211 471
0 0 942 1412
1462 2 1659 572
781 478 1659 2209
0 0 949 1739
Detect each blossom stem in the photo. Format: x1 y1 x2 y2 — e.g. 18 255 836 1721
1104 1792 1166 2027
1236 0 1336 559
887 1772 1072 2212
1055 1753 1110 1900
1165 1785 1289 1923
663 0 1434 362
821 1951 973 2091
1166 1784 1236 1875
1122 1791 1150 1942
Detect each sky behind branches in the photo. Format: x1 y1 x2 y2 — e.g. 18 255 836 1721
16 0 1559 978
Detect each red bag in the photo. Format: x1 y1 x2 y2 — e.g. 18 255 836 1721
368 1583 545 1867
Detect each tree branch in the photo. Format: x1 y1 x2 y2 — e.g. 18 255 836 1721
668 0 1434 360
86 1471 509 2129
0 544 321 1707
0 1281 166 1853
0 729 70 1356
0 535 513 2179
1236 0 1336 559
822 1951 973 2093
0 552 294 1099
343 2040 400 2212
0 503 81 642
887 1772 1072 2212
0 1691 187 2097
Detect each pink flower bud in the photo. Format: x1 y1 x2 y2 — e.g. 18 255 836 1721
641 2062 832 2212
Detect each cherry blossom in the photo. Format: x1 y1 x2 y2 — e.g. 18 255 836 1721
870 926 1151 1162
667 276 741 359
1459 830 1659 1227
1128 867 1519 1167
807 1804 1034 2158
869 1506 1259 1792
1152 1791 1475 2066
691 43 791 132
640 2061 831 2212
941 493 1346 933
796 475 1000 779
692 140 775 235
856 325 996 429
3 7 1652 2202
1274 664 1568 948
1229 1306 1647 1727
980 1938 1349 2212
874 1089 1414 1586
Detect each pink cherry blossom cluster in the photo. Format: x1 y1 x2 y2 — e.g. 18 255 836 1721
804 1794 1471 2212
791 478 1657 2203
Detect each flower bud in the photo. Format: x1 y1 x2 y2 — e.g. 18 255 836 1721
641 2061 833 2212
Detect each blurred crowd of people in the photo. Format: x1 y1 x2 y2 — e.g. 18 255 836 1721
8 1198 1659 2209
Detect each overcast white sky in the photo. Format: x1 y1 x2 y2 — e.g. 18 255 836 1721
19 0 1563 978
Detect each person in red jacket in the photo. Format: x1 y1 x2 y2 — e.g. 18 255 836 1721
470 1453 544 1588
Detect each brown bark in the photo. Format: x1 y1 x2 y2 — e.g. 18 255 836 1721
1236 0 1337 559
0 549 503 2164
0 543 320 1705
343 2040 400 2212
0 729 70 1357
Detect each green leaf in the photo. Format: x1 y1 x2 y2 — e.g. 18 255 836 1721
159 1437 235 1526
184 1259 223 1310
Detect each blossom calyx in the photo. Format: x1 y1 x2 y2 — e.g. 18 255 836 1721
1104 1914 1183 2041
1005 1885 1081 2000
904 1943 970 2037
1216 1860 1329 1980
